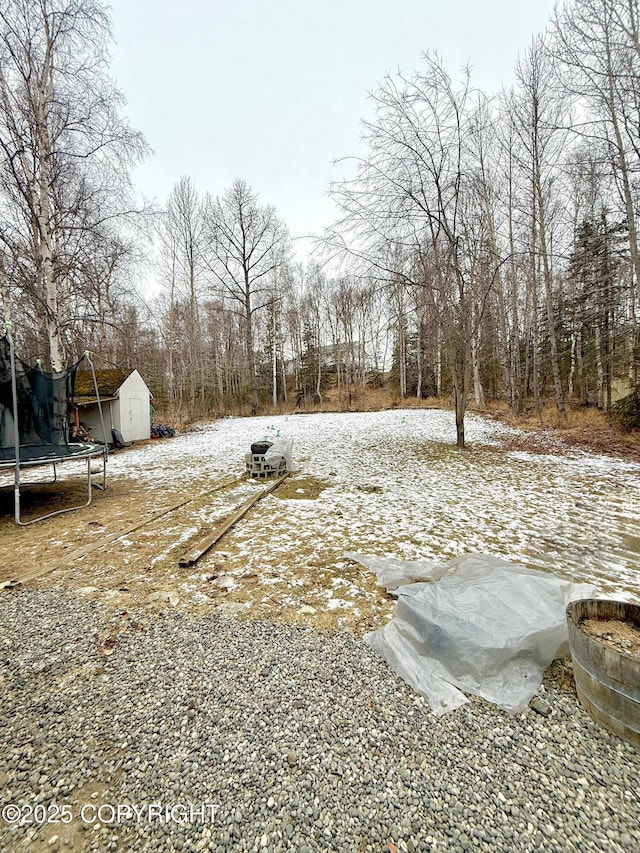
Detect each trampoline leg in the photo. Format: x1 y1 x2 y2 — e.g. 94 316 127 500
86 456 92 506
14 481 20 526
92 449 108 491
14 454 102 526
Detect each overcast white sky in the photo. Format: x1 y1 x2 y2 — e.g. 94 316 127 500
109 0 558 258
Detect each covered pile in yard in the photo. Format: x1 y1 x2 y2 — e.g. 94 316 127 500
355 553 597 715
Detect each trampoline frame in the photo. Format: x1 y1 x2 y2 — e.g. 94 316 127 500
1 325 108 525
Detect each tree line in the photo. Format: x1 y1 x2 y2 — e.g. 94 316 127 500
1 0 638 445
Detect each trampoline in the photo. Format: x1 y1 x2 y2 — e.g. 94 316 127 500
0 325 108 525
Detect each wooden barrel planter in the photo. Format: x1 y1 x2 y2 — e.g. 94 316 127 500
566 599 640 747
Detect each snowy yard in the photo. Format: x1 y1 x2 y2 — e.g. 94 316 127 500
89 408 640 624
2 408 639 627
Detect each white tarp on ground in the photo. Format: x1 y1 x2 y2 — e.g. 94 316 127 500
350 553 597 716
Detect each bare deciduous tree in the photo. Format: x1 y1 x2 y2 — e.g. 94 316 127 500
203 179 290 412
0 0 148 367
156 176 207 415
555 0 640 301
511 37 569 417
330 55 496 446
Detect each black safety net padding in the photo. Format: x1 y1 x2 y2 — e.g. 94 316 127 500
0 336 14 411
0 336 82 453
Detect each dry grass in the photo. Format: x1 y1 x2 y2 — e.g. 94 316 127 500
158 387 640 463
271 475 330 501
153 388 447 424
491 401 640 461
299 387 446 413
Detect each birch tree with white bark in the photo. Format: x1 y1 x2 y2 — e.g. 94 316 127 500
0 0 147 367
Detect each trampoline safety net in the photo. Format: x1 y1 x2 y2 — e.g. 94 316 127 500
0 331 107 525
0 335 79 461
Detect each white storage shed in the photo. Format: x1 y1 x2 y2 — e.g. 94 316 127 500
73 368 152 445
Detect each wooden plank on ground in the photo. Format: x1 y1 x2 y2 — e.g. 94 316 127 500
179 472 290 568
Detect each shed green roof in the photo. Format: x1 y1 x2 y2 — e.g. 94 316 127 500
74 369 132 398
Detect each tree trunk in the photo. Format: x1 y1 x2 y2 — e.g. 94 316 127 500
37 121 64 370
280 348 288 403
471 307 485 408
0 261 10 324
244 285 258 412
531 296 541 415
453 383 466 448
568 328 576 400
576 327 587 404
535 163 566 416
416 312 423 399
398 320 407 398
451 336 468 448
529 209 541 416
595 324 604 409
435 325 442 397
315 345 323 405
272 304 278 408
507 168 523 413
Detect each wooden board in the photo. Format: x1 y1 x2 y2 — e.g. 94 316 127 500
179 473 290 568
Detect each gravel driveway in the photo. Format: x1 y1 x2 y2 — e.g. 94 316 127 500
1 587 639 853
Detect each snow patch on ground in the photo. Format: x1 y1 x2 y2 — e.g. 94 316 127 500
103 409 640 599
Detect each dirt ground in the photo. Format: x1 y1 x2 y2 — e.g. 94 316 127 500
0 468 188 587
0 457 392 634
582 617 640 658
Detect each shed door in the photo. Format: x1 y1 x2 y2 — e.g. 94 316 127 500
128 397 144 441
